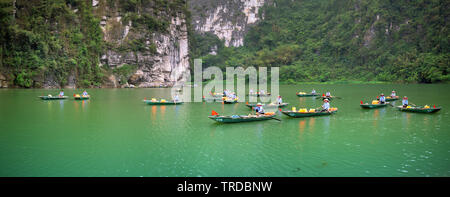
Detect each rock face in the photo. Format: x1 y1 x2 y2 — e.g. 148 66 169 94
189 0 266 47
95 0 189 88
0 73 7 88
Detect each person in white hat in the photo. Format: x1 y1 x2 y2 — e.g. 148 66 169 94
255 103 265 114
321 99 330 112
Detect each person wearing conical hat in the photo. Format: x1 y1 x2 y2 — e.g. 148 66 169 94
321 99 330 112
379 93 386 104
277 95 283 105
402 96 408 108
255 103 265 115
391 90 396 97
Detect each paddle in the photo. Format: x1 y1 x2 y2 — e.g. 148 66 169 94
270 117 282 121
387 102 394 107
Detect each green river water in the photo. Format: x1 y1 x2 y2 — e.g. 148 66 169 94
0 84 449 177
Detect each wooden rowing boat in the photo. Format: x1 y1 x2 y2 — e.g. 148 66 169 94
248 93 271 97
223 99 238 104
39 96 68 100
208 114 276 123
385 96 399 101
396 106 441 113
296 92 318 97
143 100 183 105
245 103 289 108
281 109 338 117
360 102 389 109
316 96 336 100
74 96 90 100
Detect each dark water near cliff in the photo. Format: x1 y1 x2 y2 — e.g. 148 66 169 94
0 84 449 177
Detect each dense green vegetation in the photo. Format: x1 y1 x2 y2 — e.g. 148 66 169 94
0 0 104 88
192 0 449 83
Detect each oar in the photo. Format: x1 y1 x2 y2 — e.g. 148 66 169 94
270 117 282 121
387 102 394 107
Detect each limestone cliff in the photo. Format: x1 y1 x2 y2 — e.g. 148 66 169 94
94 0 189 88
189 0 266 47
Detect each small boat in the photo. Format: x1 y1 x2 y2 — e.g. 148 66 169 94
360 102 390 109
281 109 338 118
246 103 289 108
316 96 337 100
223 99 238 104
396 106 441 113
202 97 223 102
296 92 318 97
248 93 271 97
208 114 276 123
143 99 183 105
39 96 68 100
378 96 399 101
74 94 90 100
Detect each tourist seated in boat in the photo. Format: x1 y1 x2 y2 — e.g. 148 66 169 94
277 95 283 104
402 96 408 108
82 90 88 97
255 103 265 114
173 94 180 102
59 90 64 97
311 89 316 94
379 93 386 104
321 99 330 112
391 90 396 97
325 91 331 97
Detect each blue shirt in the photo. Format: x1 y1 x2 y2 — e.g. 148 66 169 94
322 102 330 110
255 106 264 113
380 96 385 102
59 92 64 96
277 98 282 104
326 92 331 96
311 90 316 94
83 91 88 96
402 99 408 105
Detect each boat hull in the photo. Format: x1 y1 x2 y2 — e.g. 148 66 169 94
74 97 90 100
246 103 289 108
396 106 441 113
208 115 275 123
360 103 389 109
296 94 318 97
39 96 68 100
143 100 183 105
281 110 337 117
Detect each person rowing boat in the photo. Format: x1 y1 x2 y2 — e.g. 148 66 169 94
277 96 283 105
254 103 265 114
379 93 386 104
59 90 64 98
402 96 408 108
321 99 330 112
391 90 396 97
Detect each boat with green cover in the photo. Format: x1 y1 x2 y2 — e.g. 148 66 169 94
143 100 183 105
246 103 289 108
396 106 441 113
296 92 318 97
39 96 68 100
360 102 390 109
281 109 338 117
208 114 276 123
